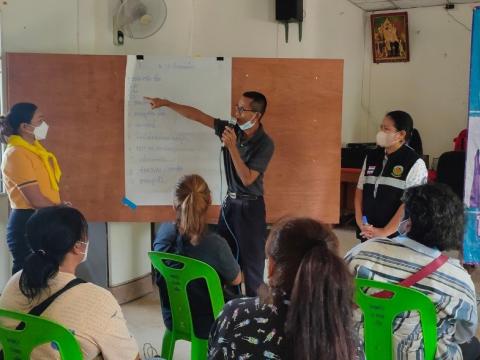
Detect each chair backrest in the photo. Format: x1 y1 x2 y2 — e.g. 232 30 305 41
355 278 437 360
436 151 466 199
148 251 225 341
0 308 82 360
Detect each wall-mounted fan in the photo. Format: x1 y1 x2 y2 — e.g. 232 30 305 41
113 0 167 45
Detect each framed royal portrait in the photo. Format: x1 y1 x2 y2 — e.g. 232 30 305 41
371 12 410 63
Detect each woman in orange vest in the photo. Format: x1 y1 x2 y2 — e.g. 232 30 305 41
0 103 62 274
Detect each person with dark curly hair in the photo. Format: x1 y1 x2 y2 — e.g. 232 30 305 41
346 183 479 359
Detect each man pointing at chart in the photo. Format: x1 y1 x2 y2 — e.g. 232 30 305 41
145 92 274 296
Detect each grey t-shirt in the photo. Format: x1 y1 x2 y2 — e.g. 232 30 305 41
214 119 275 196
153 222 240 283
153 222 240 338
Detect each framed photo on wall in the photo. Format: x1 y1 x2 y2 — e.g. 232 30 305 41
371 12 410 63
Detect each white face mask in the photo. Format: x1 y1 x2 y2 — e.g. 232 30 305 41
237 112 258 131
79 241 89 263
238 119 256 131
376 130 397 148
32 121 49 140
397 218 411 237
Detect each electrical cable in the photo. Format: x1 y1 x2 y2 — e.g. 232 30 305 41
219 145 243 294
142 342 160 359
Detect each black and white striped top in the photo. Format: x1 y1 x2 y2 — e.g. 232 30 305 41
346 237 477 360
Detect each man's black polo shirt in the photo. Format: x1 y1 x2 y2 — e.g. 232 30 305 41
214 119 274 196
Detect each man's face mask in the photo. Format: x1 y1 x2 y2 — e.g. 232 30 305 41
238 118 256 131
398 218 412 237
235 104 258 131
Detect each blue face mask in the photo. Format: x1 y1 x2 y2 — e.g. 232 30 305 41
398 218 411 237
238 119 256 131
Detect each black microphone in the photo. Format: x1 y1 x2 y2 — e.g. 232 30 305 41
221 118 237 148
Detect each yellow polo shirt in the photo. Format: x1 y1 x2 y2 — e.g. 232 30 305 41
1 146 61 209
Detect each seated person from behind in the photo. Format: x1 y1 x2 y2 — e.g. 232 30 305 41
346 183 479 360
0 206 140 359
154 174 241 339
208 217 356 360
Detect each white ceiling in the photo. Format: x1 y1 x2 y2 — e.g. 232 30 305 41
347 0 480 11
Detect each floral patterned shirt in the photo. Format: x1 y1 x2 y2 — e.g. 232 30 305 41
208 293 290 360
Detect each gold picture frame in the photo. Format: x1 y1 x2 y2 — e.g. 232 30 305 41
371 12 410 63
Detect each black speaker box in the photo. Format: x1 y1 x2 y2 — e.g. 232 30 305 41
341 144 377 169
276 0 303 21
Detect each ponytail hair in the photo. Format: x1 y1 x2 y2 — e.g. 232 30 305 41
0 116 13 144
174 174 211 245
263 218 355 360
20 206 88 300
0 102 37 144
408 128 423 156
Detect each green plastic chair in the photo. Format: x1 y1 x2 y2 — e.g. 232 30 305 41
355 278 437 360
0 308 82 359
149 251 225 360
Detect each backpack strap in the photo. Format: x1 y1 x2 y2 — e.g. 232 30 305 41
16 278 86 330
0 278 87 360
373 254 448 298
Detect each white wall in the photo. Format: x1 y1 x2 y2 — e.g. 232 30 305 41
0 0 96 54
362 4 477 159
107 223 151 287
1 0 366 144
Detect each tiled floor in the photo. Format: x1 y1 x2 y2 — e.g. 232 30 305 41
121 227 360 359
121 291 171 359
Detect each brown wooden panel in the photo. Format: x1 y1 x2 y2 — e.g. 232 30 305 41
232 58 343 223
5 53 191 222
7 54 342 223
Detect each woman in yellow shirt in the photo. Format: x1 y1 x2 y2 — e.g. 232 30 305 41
0 102 62 274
